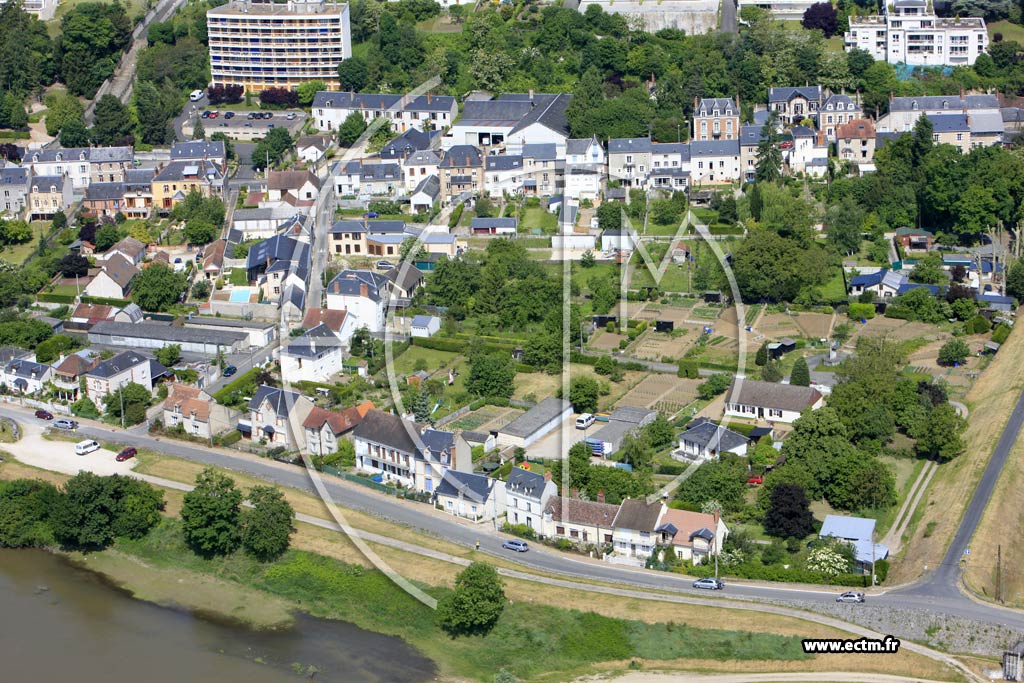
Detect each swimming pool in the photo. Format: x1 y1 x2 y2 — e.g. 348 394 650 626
229 287 255 303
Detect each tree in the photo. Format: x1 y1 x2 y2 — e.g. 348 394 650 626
596 202 622 231
806 544 848 577
34 334 74 364
761 359 783 382
580 250 596 268
92 94 133 146
94 223 124 253
824 197 864 255
763 483 815 539
755 118 782 183
568 375 599 413
192 118 205 141
296 80 326 106
43 91 85 137
1006 260 1024 300
675 459 747 513
697 373 731 400
102 382 151 422
790 357 811 386
619 433 653 472
109 477 164 540
802 2 838 37
52 210 67 232
155 344 182 367
749 437 778 468
951 297 976 322
181 468 242 557
241 486 294 561
755 342 768 367
133 80 173 145
59 118 90 147
474 196 494 218
938 338 970 366
0 478 60 548
437 562 506 636
337 56 369 92
192 278 211 300
909 252 945 284
259 87 299 109
252 127 293 169
53 473 161 549
207 84 244 105
57 253 89 277
131 263 187 312
643 414 676 451
59 2 131 97
210 133 235 161
916 403 966 461
184 218 217 245
466 353 515 398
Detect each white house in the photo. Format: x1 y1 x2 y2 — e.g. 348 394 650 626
675 417 749 461
504 95 573 157
83 254 139 300
787 127 829 177
279 324 345 384
334 160 402 197
845 0 988 67
410 315 441 338
84 350 156 405
296 134 332 164
434 470 505 522
689 140 741 185
403 150 442 192
2 358 51 395
325 270 391 333
410 175 440 213
848 269 907 299
611 498 665 562
312 91 458 134
232 207 298 242
244 385 315 451
723 379 824 424
505 467 557 534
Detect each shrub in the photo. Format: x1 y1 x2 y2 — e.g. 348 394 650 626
847 302 875 321
501 522 537 540
965 314 991 335
992 323 1011 344
448 203 464 228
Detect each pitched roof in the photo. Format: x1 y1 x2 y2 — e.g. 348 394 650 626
610 406 656 425
485 155 524 172
819 514 875 542
352 409 422 453
836 118 875 140
404 149 441 166
411 175 440 200
690 140 740 157
498 397 571 438
768 85 822 103
153 158 223 183
696 97 738 116
927 113 970 133
170 140 226 161
100 254 140 290
326 269 390 302
53 352 98 378
248 384 304 417
508 93 572 137
267 169 321 192
71 303 114 323
302 403 372 434
545 496 619 527
411 314 438 328
107 236 146 260
678 417 748 453
889 94 999 112
296 134 331 151
283 323 342 359
301 307 349 333
312 91 455 113
729 379 822 413
162 383 211 423
85 182 126 202
608 137 653 154
612 498 664 532
435 470 493 502
566 136 600 156
380 128 433 160
658 508 720 546
203 239 226 272
31 175 65 192
439 145 483 169
505 466 549 500
90 321 247 346
87 350 151 379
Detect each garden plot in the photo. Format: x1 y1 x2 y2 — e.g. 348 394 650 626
849 317 948 345
792 312 834 340
630 331 696 361
634 305 694 326
450 406 524 433
756 313 803 340
589 329 626 351
617 374 701 415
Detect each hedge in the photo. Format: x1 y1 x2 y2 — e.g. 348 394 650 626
215 430 243 446
81 295 131 307
848 303 875 321
37 293 76 304
656 462 686 476
569 350 645 371
992 323 1012 345
688 561 874 587
448 203 464 228
411 335 518 356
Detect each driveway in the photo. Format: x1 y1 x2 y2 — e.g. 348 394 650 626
9 417 138 478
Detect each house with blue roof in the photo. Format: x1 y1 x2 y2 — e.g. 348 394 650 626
434 470 503 522
977 293 1016 312
410 315 441 338
243 385 314 451
848 269 908 299
280 324 345 384
819 514 889 575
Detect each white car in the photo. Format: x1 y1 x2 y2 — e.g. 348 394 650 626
692 577 724 590
189 89 204 102
836 591 865 603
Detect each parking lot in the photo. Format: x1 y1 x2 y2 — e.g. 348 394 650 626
176 93 307 141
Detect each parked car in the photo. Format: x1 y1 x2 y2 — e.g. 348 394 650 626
189 90 204 102
247 112 257 120
223 365 238 377
53 418 78 431
115 447 137 462
75 440 100 456
836 591 865 603
375 260 394 271
779 140 793 149
286 112 297 120
267 123 275 129
201 111 211 119
208 111 219 119
263 112 273 119
34 409 53 420
692 578 724 590
575 413 595 430
746 475 763 485
502 539 529 552
364 211 379 218
224 111 235 119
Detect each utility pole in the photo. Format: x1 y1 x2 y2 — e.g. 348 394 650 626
997 544 1003 603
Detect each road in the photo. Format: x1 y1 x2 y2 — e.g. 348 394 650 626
305 162 338 311
719 0 738 34
6 396 1024 632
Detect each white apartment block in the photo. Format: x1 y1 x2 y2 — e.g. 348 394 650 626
312 91 457 134
845 0 988 67
207 0 352 93
738 0 816 20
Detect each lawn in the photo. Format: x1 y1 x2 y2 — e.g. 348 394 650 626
227 268 249 286
47 283 81 297
0 241 36 266
390 346 461 375
814 268 847 302
988 19 1024 43
520 206 558 234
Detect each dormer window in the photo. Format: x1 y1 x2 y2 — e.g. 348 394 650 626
912 101 919 110
942 100 949 109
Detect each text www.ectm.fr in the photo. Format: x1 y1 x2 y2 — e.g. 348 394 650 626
802 637 901 654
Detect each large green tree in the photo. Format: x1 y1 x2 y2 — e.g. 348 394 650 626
466 353 515 398
437 562 506 636
92 94 133 146
131 263 187 312
181 468 243 557
0 478 60 548
241 486 294 561
763 483 815 539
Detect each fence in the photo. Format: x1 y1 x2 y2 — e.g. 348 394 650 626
321 466 398 495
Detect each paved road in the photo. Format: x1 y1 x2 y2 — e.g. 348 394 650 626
719 0 738 34
8 400 1024 632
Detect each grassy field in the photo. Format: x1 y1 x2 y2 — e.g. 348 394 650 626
227 268 249 286
521 207 558 234
893 321 1024 585
1 241 37 266
988 20 1024 43
631 261 691 293
390 346 461 375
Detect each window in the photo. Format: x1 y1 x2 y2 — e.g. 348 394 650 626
556 525 565 535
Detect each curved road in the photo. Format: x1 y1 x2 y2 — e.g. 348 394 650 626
6 390 1024 631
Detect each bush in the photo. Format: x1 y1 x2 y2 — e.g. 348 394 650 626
657 463 685 476
697 373 731 400
938 338 970 366
992 323 1012 344
847 302 875 321
965 314 991 335
448 203 464 229
677 359 699 378
501 522 537 540
259 87 299 109
874 558 889 583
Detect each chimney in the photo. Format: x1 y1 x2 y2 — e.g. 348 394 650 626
427 92 432 105
570 488 579 499
359 282 368 297
529 89 534 102
713 509 720 526
543 470 552 482
597 490 605 504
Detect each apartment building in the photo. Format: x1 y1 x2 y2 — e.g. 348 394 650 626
0 166 29 218
152 159 226 211
207 0 352 94
438 145 484 205
312 91 457 133
692 97 740 141
26 146 133 191
845 0 988 66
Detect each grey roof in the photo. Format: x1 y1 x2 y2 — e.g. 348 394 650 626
170 140 226 161
246 234 304 273
679 417 748 453
89 321 246 346
566 136 600 155
154 158 223 183
435 470 492 502
498 397 571 438
124 168 154 188
790 126 816 138
522 143 558 161
458 98 533 127
85 182 125 202
768 86 822 104
329 219 404 235
87 146 133 163
86 350 151 379
185 316 276 330
970 110 1005 135
326 269 390 302
612 498 663 532
505 466 548 500
385 265 424 293
696 97 738 116
821 94 860 111
730 379 822 412
405 149 441 166
0 347 30 364
609 137 653 153
5 358 49 379
610 406 656 425
312 91 455 113
340 160 402 181
928 113 970 133
690 140 740 157
471 217 517 229
0 166 28 186
117 302 144 323
353 409 422 454
284 323 341 359
31 175 65 192
249 384 304 417
591 419 638 445
440 145 483 169
485 155 524 171
380 128 432 160
411 175 440 200
507 93 572 137
890 94 999 112
420 428 455 459
650 141 689 156
29 146 132 164
740 125 768 146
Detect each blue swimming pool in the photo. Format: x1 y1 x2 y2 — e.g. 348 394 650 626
229 287 254 303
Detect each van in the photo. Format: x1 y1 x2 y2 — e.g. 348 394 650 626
575 413 595 430
189 89 204 102
75 440 100 456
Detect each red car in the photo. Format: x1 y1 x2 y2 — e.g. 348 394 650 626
115 447 137 462
746 475 763 485
34 409 53 420
778 140 794 149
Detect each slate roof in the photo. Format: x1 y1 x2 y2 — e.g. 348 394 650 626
435 470 493 502
522 143 559 161
326 269 390 302
566 136 600 156
107 237 146 261
897 282 940 296
340 160 402 181
768 85 822 104
458 97 533 127
353 409 422 453
5 358 49 379
740 125 768 146
678 417 748 453
385 265 424 293
889 94 999 112
969 110 1005 135
29 146 133 164
99 254 140 290
296 134 331 152
85 182 126 202
471 217 517 230
249 385 305 417
86 350 151 379
31 175 65 192
486 155 524 172
380 128 432 160
0 166 28 187
170 140 226 161
90 321 247 346
608 137 653 154
790 126 816 138
508 93 572 137
729 379 823 412
821 93 860 111
404 149 441 166
440 145 483 169
411 175 440 200
690 140 740 157
928 113 970 133
153 159 223 183
505 466 548 500
312 91 455 113
696 97 738 116
284 324 341 359
246 234 304 273
545 496 620 527
124 168 155 187
612 498 663 532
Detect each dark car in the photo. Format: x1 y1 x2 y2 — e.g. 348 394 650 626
224 111 235 119
201 111 211 119
34 409 53 420
502 540 529 552
247 112 257 120
223 365 238 377
364 211 379 218
692 578 725 590
115 447 137 462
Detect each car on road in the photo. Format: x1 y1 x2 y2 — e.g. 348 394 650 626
34 409 53 420
223 365 238 377
209 111 219 119
201 110 211 119
189 90 204 102
267 123 275 129
54 418 78 431
502 539 529 552
286 112 297 120
364 211 379 218
836 591 865 603
224 111 235 119
115 447 137 462
247 112 256 120
375 260 394 271
262 112 273 119
692 578 724 590
75 440 100 456
244 122 253 128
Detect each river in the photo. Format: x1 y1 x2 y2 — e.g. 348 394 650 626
0 549 436 683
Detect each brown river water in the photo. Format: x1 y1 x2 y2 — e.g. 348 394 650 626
0 549 436 683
